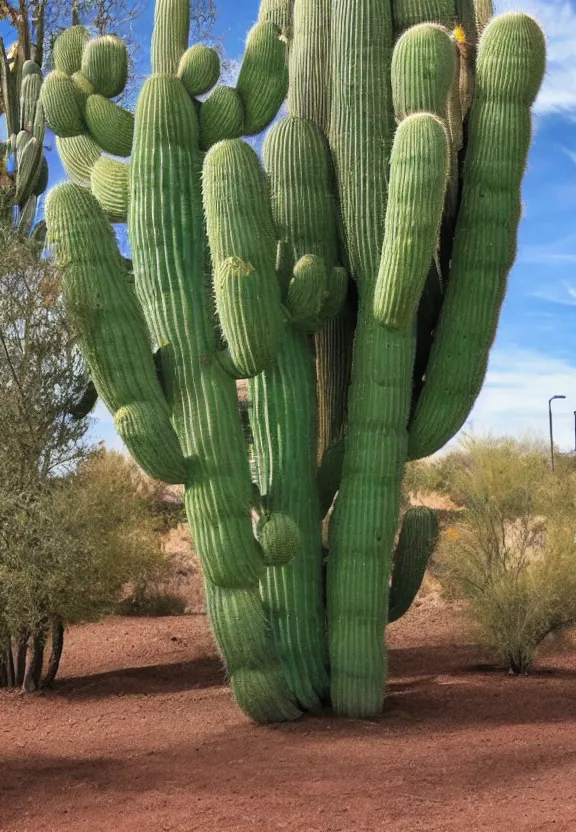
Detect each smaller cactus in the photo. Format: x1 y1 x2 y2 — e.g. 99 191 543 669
0 41 47 236
389 507 439 623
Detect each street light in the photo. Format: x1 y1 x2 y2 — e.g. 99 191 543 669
548 395 566 472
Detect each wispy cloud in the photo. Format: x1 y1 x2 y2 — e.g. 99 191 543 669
457 348 576 451
531 283 576 306
519 234 576 267
496 0 576 116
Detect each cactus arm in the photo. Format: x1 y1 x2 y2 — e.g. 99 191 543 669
236 22 288 136
374 114 450 332
475 0 493 31
91 157 129 224
374 26 454 333
41 71 86 137
84 96 134 157
388 507 439 623
285 254 327 330
392 0 457 33
151 0 190 76
56 134 102 187
198 86 244 150
258 0 295 37
17 195 37 234
196 15 289 150
52 25 90 75
130 69 298 721
407 14 546 461
14 136 43 204
287 2 352 460
203 139 284 377
81 35 128 99
250 330 329 709
178 45 220 97
391 24 457 121
20 70 41 131
247 109 342 709
288 0 330 132
45 184 187 484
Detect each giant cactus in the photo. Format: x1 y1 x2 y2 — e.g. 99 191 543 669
44 0 545 721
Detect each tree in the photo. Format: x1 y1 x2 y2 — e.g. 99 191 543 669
0 228 90 490
0 228 94 686
0 448 167 689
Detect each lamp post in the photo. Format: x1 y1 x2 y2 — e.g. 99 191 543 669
548 395 566 472
574 411 576 454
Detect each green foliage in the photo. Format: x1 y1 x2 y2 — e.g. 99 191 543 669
44 1 545 722
0 450 170 686
435 437 576 673
0 228 91 491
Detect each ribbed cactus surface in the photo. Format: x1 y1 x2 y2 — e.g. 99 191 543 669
44 0 546 723
0 42 48 236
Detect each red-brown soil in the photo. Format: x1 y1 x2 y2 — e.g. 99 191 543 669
2 602 576 832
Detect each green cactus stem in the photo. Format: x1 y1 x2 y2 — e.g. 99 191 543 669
46 184 187 485
374 113 449 332
408 13 546 460
81 35 128 98
286 254 327 330
257 512 302 567
178 44 220 96
56 134 102 187
388 507 439 623
203 138 284 377
129 64 299 720
236 22 288 135
393 0 456 32
84 96 134 157
391 24 457 121
52 25 90 75
91 157 130 223
41 71 85 137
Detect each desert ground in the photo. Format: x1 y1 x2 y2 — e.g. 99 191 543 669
3 587 576 832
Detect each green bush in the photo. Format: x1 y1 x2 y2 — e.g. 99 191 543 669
436 436 576 673
0 449 175 688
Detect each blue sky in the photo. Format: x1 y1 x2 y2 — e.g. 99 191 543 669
2 0 576 453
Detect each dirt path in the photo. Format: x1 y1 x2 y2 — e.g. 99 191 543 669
2 603 576 832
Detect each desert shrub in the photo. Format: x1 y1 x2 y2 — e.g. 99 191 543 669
436 436 576 672
403 449 468 503
0 449 173 688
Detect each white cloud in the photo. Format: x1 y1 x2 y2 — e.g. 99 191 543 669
457 347 576 452
519 234 576 267
495 0 576 116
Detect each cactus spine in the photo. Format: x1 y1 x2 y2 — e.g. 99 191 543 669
44 0 545 722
